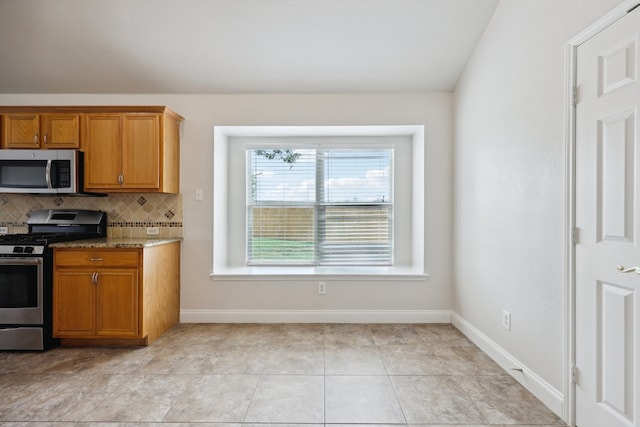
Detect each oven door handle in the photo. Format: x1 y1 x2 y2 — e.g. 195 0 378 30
0 257 43 266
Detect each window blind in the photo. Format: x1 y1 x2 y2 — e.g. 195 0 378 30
247 148 393 265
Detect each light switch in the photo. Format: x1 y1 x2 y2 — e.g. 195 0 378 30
195 188 203 201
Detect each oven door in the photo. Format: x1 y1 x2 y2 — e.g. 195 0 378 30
0 257 43 325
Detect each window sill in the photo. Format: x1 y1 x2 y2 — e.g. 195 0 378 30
210 266 428 281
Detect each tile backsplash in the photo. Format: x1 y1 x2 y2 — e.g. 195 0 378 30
0 193 182 237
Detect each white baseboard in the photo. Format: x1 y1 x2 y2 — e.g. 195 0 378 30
451 312 564 418
180 309 452 324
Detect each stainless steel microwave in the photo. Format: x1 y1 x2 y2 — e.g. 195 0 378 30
0 149 88 195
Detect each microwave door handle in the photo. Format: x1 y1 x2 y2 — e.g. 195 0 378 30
45 160 52 188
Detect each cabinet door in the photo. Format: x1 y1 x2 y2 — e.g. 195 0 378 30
122 114 160 189
83 114 122 190
53 270 96 337
41 114 80 148
96 268 139 337
1 114 40 148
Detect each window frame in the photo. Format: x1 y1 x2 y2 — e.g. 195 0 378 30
246 146 395 266
212 125 427 281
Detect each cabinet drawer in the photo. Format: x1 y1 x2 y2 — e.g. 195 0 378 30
55 249 140 267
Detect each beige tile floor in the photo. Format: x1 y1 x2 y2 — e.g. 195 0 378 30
0 323 566 426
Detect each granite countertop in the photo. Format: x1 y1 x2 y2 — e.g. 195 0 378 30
50 237 182 249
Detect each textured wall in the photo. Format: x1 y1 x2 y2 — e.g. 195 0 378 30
453 0 625 396
0 92 453 316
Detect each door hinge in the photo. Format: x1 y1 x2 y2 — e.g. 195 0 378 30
572 86 578 107
572 365 579 384
572 227 579 245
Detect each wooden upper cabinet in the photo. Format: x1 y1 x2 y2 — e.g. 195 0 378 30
1 114 39 148
83 114 124 190
41 114 81 148
0 106 182 193
1 112 80 148
83 113 160 190
81 107 182 193
122 114 161 189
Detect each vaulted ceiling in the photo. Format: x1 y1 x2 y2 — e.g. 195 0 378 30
0 0 498 94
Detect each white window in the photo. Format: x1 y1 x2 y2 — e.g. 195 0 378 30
212 126 425 279
247 148 393 266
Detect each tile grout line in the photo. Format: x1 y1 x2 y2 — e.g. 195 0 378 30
323 339 327 424
241 372 264 424
0 324 564 425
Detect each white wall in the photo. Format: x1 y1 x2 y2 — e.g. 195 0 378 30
453 0 624 402
0 93 453 321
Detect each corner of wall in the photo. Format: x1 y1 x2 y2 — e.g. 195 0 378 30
452 312 564 418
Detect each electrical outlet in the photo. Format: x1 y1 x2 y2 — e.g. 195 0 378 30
318 281 326 295
502 310 511 331
146 227 160 235
0 227 7 234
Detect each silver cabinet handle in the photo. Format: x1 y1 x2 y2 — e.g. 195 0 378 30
616 265 640 274
34 132 39 144
44 133 48 145
90 257 103 262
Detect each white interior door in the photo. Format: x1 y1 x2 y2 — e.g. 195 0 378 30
575 6 640 427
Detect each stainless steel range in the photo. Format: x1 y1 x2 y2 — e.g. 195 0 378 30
0 209 106 350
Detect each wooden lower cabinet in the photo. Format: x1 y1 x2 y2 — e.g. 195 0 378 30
54 269 98 336
54 268 139 337
53 242 180 345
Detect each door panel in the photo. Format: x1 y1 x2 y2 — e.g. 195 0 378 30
83 114 122 189
575 7 640 427
597 281 634 419
42 114 80 148
122 114 160 189
53 270 96 336
96 269 139 337
597 109 635 243
1 114 39 148
599 35 636 96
